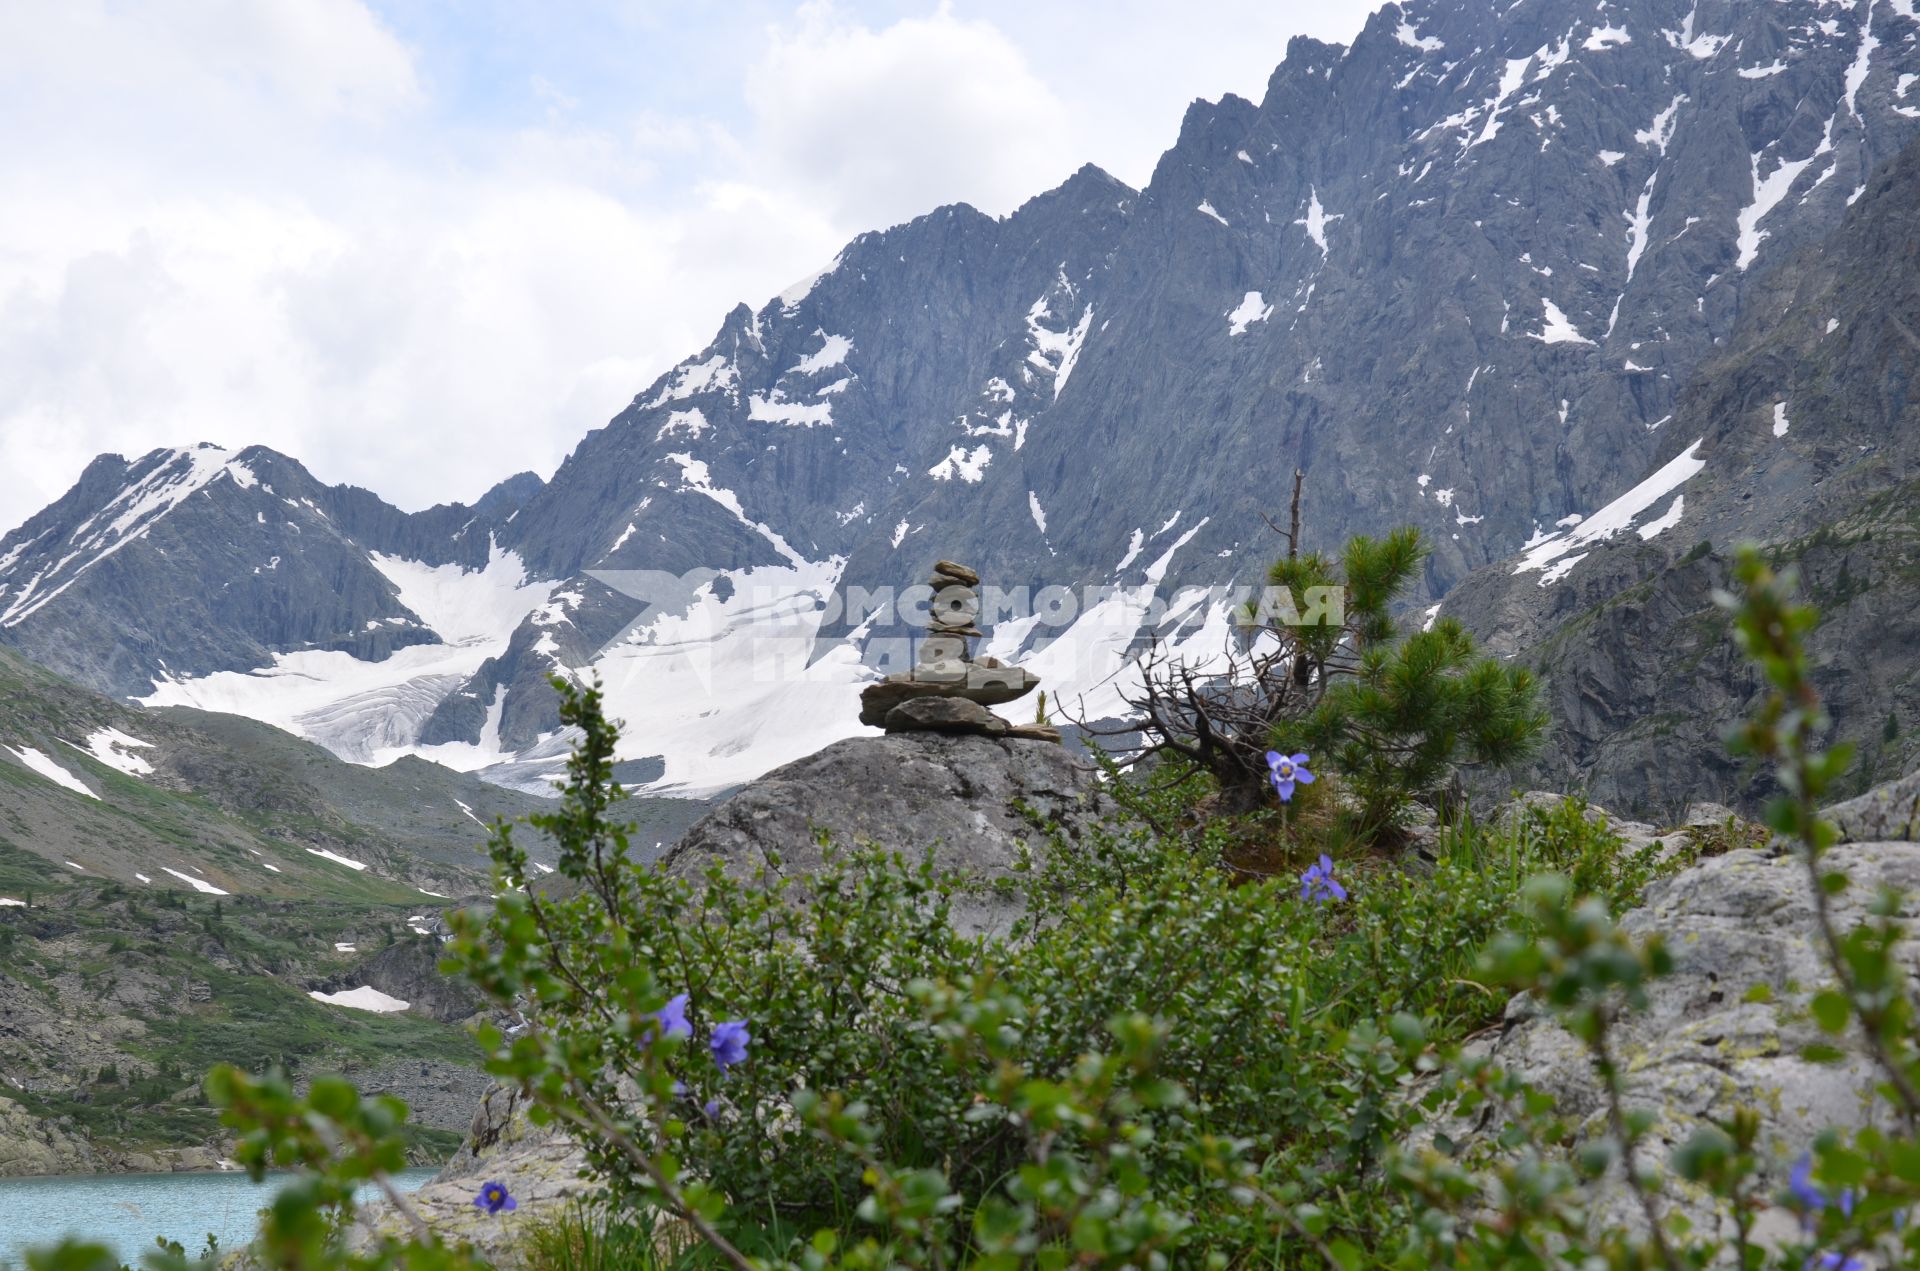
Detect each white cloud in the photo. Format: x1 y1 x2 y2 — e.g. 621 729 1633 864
0 0 1377 535
745 3 1075 225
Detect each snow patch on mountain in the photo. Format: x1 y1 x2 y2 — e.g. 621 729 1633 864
1471 57 1535 148
777 254 842 309
930 445 993 483
161 867 228 895
589 553 853 797
1227 291 1274 336
1396 20 1443 52
664 455 811 566
1514 440 1708 579
1293 188 1340 255
141 545 556 768
1845 0 1882 121
372 543 550 648
657 408 710 441
1637 494 1686 540
747 393 834 427
646 354 737 408
1026 292 1094 400
6 746 98 800
1636 94 1687 153
309 986 410 1013
73 727 154 777
1533 299 1595 345
1738 147 1820 270
788 332 853 377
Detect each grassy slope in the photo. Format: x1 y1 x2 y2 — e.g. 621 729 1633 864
0 650 506 1162
0 869 479 1159
0 646 715 1166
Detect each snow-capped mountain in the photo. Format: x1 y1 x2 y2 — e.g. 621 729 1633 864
0 445 548 760
4 0 1918 799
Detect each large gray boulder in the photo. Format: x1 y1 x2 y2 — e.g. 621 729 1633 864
663 731 1110 936
1421 840 1920 1248
353 1084 593 1266
1826 765 1920 844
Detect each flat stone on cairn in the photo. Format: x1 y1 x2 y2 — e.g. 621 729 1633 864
931 559 979 586
859 559 1057 741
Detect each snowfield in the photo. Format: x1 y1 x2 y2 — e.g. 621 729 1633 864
308 986 410 1013
140 542 557 769
7 746 99 800
1514 440 1708 584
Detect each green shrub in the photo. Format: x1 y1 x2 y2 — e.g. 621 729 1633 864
52 551 1920 1271
432 677 1670 1264
1120 525 1545 838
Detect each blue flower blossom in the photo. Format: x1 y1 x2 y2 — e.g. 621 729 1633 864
1266 751 1314 803
703 1098 722 1119
473 1181 517 1214
711 1019 751 1071
656 993 691 1040
1790 1153 1858 1225
1299 855 1347 904
1809 1254 1866 1271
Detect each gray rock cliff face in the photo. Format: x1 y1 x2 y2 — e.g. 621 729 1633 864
0 1095 102 1178
454 0 1920 766
1828 765 1920 842
1445 135 1920 816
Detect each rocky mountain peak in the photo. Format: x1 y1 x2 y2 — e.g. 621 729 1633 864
4 0 1918 804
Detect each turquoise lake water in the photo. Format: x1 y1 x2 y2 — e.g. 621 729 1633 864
0 1168 439 1268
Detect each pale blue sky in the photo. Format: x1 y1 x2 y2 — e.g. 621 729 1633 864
0 1 1379 533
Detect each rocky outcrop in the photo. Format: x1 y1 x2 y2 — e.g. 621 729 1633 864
0 1095 101 1177
1421 837 1920 1247
1826 765 1920 844
664 730 1109 935
313 938 485 1025
354 1085 591 1266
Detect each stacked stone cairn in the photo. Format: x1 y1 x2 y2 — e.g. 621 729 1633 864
857 559 1061 741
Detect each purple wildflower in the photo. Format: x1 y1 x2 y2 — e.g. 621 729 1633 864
711 1019 751 1071
1266 751 1314 803
473 1181 517 1214
1299 855 1347 904
656 993 691 1040
1790 1153 1859 1227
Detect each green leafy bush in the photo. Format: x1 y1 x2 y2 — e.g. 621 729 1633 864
38 549 1920 1271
